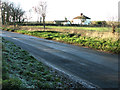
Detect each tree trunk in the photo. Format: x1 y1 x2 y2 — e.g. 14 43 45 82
112 25 115 33
43 16 45 31
13 14 16 29
40 17 42 24
2 11 5 25
6 11 10 24
0 7 2 27
13 20 15 29
19 17 21 23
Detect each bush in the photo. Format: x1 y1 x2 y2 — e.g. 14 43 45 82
91 21 107 26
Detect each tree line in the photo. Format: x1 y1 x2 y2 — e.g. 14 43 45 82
1 1 25 26
0 0 47 30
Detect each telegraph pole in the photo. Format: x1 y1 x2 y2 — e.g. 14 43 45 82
0 0 2 27
118 1 120 22
0 1 2 90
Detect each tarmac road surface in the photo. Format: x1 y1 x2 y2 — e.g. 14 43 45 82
0 30 119 88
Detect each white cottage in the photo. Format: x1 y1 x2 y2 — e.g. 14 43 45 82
72 13 91 25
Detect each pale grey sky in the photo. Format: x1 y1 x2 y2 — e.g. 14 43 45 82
5 0 120 21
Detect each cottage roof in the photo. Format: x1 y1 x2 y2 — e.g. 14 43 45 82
73 15 91 19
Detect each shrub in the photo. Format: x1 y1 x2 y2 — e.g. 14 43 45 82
91 21 107 26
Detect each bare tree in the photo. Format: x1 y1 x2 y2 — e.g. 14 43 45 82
33 1 47 31
1 1 25 27
16 7 25 23
10 4 17 27
24 9 33 22
1 1 8 25
33 6 42 23
1 1 14 25
107 17 119 33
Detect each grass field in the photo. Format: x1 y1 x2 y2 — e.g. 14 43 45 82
2 25 120 34
27 26 114 32
3 25 120 32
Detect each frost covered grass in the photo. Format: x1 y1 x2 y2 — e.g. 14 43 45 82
0 37 2 86
2 38 83 89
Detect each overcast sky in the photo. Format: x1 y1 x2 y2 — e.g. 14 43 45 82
6 0 120 21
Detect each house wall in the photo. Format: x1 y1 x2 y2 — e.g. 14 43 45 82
72 19 91 25
72 19 81 24
62 21 71 25
54 21 71 25
84 19 91 25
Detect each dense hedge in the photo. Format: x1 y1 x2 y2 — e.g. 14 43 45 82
8 22 112 27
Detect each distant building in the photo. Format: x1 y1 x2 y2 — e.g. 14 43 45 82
72 13 91 25
54 18 71 25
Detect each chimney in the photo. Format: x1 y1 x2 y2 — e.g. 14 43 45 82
80 13 83 16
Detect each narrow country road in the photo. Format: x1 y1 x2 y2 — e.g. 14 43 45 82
0 30 118 88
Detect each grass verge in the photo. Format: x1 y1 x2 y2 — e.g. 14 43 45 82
2 38 83 89
24 26 120 32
